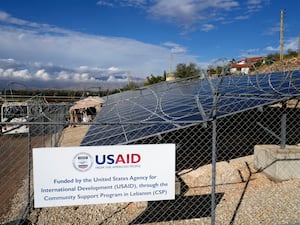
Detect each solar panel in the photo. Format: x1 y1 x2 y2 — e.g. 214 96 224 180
81 70 300 146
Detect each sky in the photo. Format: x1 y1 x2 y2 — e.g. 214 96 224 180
0 0 299 90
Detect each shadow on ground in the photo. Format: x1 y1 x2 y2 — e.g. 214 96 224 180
129 193 224 224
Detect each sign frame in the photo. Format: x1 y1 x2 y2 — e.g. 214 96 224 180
33 144 176 208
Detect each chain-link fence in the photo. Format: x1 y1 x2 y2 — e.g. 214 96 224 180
1 72 300 225
0 100 70 225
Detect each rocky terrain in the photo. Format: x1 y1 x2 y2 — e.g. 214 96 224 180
254 56 300 74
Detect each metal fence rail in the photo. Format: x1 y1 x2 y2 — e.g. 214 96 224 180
1 80 300 224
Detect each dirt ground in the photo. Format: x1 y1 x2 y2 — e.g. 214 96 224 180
58 125 90 147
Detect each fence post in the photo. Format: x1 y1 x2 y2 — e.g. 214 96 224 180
208 72 222 225
27 126 32 212
211 90 219 225
280 101 287 149
211 116 217 225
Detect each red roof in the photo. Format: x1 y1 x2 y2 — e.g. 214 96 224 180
231 63 254 68
231 56 265 68
244 56 265 63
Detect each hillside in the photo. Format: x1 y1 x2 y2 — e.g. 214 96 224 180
254 56 300 74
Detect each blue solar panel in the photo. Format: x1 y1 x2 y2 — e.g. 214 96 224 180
81 70 300 146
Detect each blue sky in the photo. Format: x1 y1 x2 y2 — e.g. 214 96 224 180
0 0 299 89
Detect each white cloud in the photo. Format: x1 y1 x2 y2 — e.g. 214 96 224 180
107 75 128 82
0 10 59 32
265 46 278 52
246 0 265 13
265 37 298 53
13 69 31 79
98 0 270 33
97 0 244 31
0 12 197 78
171 46 187 54
148 0 239 30
0 11 27 26
56 71 70 80
201 24 215 32
163 42 187 54
0 58 15 64
284 37 298 51
78 66 89 71
73 73 95 82
235 15 250 20
108 67 120 72
97 0 148 8
2 68 14 77
96 1 114 7
35 69 50 81
0 58 148 90
263 23 280 36
247 48 260 53
247 0 262 3
0 68 31 79
56 71 96 82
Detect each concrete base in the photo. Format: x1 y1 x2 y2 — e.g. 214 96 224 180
254 144 300 181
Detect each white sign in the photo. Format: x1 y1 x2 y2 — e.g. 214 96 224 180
33 144 175 208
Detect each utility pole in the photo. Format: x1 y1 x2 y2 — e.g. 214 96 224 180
298 35 300 58
280 9 285 61
169 53 173 74
166 53 175 81
127 71 131 87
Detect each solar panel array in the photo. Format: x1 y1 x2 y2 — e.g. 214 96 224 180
81 70 300 146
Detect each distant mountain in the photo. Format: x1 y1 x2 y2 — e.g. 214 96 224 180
0 59 145 90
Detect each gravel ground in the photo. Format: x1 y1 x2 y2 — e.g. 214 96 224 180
2 127 299 225
1 155 300 225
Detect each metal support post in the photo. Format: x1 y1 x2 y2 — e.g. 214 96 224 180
280 102 287 149
211 117 217 225
27 126 31 209
211 91 219 225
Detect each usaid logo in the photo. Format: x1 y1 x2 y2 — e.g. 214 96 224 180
95 153 141 165
73 152 93 172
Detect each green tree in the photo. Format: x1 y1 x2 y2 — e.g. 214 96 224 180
286 49 298 58
174 63 200 78
144 74 165 86
121 82 139 91
163 70 167 80
266 53 280 62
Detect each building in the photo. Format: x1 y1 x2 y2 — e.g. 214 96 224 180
166 72 176 81
230 56 265 75
69 96 105 124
